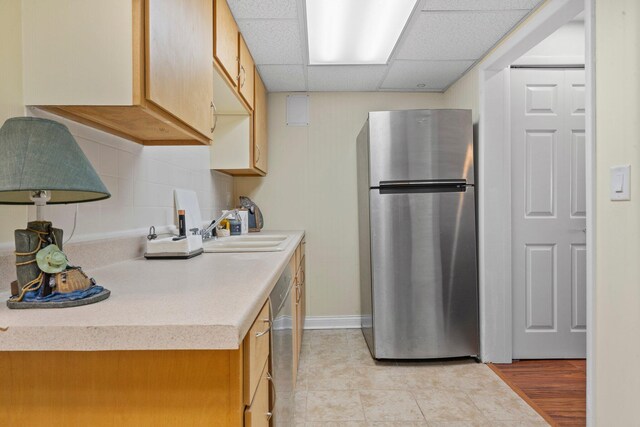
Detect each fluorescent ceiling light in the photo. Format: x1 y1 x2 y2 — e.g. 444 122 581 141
306 0 416 65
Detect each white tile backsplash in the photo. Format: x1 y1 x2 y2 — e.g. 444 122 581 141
24 108 234 243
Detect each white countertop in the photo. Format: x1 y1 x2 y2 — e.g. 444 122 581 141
0 230 304 351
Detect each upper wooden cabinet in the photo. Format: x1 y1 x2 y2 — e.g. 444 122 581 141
210 69 267 176
147 0 214 139
238 35 256 110
253 72 268 174
213 0 240 88
214 0 240 88
21 0 213 145
213 0 253 113
210 0 267 176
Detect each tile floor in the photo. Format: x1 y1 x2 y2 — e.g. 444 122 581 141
294 329 549 426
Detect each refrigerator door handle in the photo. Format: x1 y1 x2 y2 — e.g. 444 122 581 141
377 180 471 194
378 179 468 189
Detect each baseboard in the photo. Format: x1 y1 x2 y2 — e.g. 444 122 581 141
303 315 363 330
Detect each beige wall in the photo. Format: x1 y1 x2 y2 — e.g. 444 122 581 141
235 92 444 317
0 0 27 241
594 0 640 423
444 68 480 124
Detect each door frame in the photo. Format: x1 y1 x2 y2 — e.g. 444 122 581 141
477 0 595 424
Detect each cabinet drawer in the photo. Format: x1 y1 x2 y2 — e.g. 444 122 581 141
244 300 271 405
244 361 271 427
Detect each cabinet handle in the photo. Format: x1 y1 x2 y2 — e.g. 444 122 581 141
210 101 218 134
255 144 261 163
267 371 276 420
255 319 271 338
238 65 246 88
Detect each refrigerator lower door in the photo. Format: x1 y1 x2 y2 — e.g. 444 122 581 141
367 186 479 359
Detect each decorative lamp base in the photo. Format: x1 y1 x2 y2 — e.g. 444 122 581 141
6 288 111 309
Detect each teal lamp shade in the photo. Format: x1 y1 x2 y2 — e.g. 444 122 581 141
0 117 110 204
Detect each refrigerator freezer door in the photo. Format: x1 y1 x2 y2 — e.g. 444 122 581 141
367 110 474 186
367 186 479 359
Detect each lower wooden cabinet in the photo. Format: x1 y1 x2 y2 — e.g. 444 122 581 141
244 300 271 404
244 361 271 427
296 257 306 358
292 238 306 382
0 240 307 426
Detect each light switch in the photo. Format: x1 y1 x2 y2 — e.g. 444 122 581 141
610 165 631 201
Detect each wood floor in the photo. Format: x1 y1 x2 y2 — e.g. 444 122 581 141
489 359 586 427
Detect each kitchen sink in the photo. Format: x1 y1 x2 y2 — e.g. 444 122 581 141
202 234 289 253
228 234 287 242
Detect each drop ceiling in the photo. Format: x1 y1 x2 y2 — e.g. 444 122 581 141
227 0 545 92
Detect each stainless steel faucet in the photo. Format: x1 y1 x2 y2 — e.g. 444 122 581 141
200 209 240 240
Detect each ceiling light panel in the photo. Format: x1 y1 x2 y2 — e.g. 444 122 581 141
305 0 416 65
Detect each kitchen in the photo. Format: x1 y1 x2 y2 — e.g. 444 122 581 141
0 0 638 426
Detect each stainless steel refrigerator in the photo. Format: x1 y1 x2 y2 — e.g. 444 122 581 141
357 109 479 359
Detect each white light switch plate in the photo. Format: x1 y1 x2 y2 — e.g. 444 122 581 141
610 165 631 201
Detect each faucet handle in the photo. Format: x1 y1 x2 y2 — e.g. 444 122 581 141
189 228 200 236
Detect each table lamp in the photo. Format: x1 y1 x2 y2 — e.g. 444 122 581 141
0 117 111 308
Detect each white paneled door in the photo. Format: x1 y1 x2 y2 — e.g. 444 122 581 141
511 68 586 359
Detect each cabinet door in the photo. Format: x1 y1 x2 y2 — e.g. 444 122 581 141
214 0 239 87
146 0 214 139
293 254 305 369
238 35 255 109
244 301 271 405
244 362 271 427
253 71 268 174
297 259 305 357
295 282 301 360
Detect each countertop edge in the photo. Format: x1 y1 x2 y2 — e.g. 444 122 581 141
0 230 305 352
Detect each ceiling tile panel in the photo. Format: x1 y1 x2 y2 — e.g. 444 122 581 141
381 60 475 91
307 66 388 91
423 0 543 10
236 19 304 64
227 0 298 20
396 10 530 60
257 65 307 92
